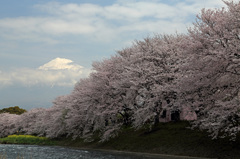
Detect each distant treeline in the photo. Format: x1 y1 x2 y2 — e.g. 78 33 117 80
0 106 27 115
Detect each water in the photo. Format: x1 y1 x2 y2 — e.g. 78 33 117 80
0 144 163 159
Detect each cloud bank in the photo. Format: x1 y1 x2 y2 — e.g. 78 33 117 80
0 1 232 88
0 58 90 87
0 0 227 44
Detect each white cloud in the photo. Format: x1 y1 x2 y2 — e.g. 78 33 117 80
0 1 228 44
0 71 12 86
0 58 91 87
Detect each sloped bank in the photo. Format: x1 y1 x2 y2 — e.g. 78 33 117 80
53 121 240 159
1 121 239 159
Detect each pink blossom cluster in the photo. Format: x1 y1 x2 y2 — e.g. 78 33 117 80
0 1 240 141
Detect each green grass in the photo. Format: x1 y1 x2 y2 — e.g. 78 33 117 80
0 135 55 145
53 121 240 159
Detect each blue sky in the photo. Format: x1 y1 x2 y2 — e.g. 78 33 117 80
0 0 229 110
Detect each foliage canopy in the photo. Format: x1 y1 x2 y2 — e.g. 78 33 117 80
0 106 27 115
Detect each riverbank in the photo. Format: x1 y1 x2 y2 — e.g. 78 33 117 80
0 144 212 159
1 121 240 159
52 121 240 159
0 135 55 145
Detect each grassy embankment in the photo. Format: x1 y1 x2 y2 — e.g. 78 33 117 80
54 121 240 159
0 135 55 145
1 121 240 158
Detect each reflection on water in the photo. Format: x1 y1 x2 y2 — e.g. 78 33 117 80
0 144 162 159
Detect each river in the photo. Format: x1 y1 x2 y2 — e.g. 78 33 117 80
0 144 166 159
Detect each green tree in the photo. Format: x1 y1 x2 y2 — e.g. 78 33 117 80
0 106 27 115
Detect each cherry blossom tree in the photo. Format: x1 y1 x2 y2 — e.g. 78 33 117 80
63 35 193 141
63 56 128 141
0 113 19 137
16 108 47 136
117 35 190 128
44 95 71 138
180 0 240 140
